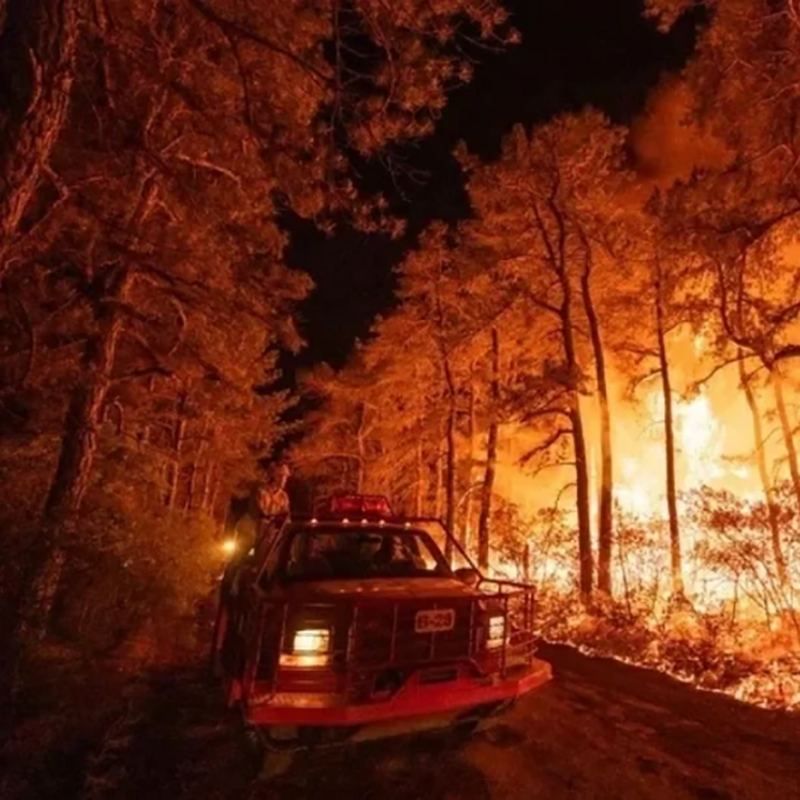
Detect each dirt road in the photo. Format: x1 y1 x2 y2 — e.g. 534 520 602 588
70 642 798 800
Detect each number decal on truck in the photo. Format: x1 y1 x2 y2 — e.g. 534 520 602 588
415 609 455 634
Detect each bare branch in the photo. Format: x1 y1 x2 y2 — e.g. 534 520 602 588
172 155 242 185
519 427 571 464
690 353 757 393
772 343 800 363
628 367 662 395
185 0 330 86
113 366 173 382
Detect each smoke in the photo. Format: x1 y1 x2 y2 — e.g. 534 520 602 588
630 76 730 187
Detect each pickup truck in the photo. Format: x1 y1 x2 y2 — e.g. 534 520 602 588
211 494 552 779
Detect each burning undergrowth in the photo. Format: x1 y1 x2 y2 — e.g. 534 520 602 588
494 492 800 713
483 344 800 715
537 590 800 713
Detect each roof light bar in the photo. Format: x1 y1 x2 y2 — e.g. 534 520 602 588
314 494 394 518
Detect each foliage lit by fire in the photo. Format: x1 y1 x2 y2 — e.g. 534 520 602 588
293 0 800 709
2 0 800 719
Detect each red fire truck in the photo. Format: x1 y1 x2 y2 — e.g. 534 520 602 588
211 494 551 778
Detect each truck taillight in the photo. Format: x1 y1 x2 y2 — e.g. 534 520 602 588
280 627 333 668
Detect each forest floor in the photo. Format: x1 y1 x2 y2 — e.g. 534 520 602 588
4 636 800 800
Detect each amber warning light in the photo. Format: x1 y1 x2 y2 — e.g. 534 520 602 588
316 494 393 517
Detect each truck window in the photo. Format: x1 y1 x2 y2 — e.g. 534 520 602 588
282 527 452 581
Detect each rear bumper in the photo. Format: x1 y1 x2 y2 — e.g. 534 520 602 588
244 657 552 728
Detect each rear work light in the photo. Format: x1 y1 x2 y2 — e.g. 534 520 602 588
279 628 333 668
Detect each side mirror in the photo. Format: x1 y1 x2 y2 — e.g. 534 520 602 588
454 567 481 588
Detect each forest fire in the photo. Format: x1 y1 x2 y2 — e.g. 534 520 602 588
613 383 755 528
479 325 800 713
5 0 800 797
615 388 727 519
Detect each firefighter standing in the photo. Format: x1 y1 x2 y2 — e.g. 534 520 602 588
256 464 291 516
253 464 291 551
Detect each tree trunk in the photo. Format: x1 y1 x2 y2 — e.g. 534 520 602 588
415 437 424 516
581 255 613 596
356 402 366 493
462 368 476 549
559 275 593 600
16 266 133 649
44 270 132 522
208 469 221 519
444 398 457 565
0 0 80 273
740 351 788 585
570 402 593 598
11 172 155 662
477 328 500 572
187 420 209 512
655 276 683 598
434 438 443 520
433 267 458 564
201 461 214 514
166 390 187 510
772 365 800 515
187 460 198 512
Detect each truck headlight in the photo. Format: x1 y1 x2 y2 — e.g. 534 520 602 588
487 615 506 650
280 628 332 668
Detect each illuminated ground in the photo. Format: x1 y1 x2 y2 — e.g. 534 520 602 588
17 642 795 800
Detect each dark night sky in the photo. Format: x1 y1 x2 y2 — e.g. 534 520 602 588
283 0 699 377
